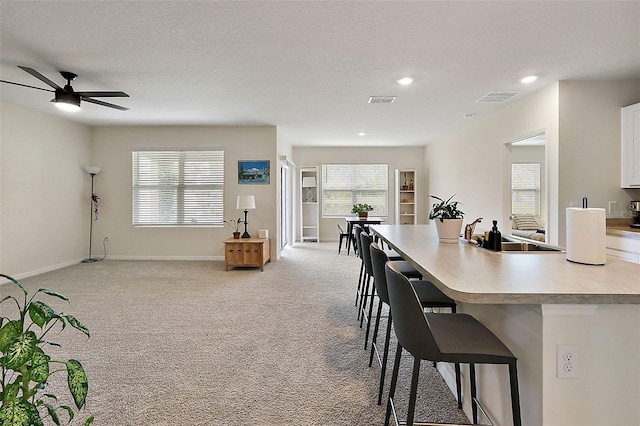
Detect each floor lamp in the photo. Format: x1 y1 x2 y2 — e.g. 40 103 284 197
237 195 256 238
82 166 101 263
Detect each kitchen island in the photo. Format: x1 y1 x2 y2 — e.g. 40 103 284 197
370 224 640 426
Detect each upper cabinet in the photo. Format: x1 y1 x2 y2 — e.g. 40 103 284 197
395 169 416 225
622 102 640 188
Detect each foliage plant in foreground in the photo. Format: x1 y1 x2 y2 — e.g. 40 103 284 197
428 194 465 222
0 274 93 426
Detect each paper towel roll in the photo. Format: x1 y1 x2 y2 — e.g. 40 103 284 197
565 208 606 265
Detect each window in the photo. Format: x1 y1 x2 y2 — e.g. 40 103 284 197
511 163 540 217
321 164 388 217
132 150 224 226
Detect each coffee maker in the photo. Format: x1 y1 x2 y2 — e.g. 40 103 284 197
631 201 640 228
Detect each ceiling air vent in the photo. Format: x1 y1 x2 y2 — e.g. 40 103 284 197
368 96 397 104
476 91 520 103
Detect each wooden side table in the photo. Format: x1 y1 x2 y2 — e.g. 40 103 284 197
224 237 271 271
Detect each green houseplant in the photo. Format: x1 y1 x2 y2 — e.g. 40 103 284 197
0 274 93 426
429 195 465 243
351 203 374 219
224 218 244 239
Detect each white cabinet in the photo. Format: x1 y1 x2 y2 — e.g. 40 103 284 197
395 169 416 225
606 234 640 264
300 167 319 242
622 102 640 188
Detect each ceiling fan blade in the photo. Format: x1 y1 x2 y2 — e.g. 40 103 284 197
18 66 62 90
76 91 129 98
0 79 55 93
81 96 129 111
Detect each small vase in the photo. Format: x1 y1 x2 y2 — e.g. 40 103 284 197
233 232 241 239
358 212 368 219
434 219 463 243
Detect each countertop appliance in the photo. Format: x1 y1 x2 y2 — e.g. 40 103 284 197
631 201 640 228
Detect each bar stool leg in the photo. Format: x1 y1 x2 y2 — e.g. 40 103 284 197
369 301 383 367
364 283 376 348
406 358 421 426
359 274 371 325
470 363 478 424
509 361 522 426
378 310 393 405
454 362 462 409
385 342 403 426
355 261 364 306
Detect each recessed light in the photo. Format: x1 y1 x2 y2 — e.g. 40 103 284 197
397 77 413 86
357 132 367 136
520 75 538 84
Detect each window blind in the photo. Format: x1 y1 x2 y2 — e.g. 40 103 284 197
511 163 540 217
132 150 224 226
321 164 388 217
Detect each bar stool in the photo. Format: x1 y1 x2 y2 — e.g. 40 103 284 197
384 261 521 426
359 231 421 347
369 242 458 406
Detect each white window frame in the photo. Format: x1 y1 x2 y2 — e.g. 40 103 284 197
321 164 389 217
511 162 541 217
132 150 224 226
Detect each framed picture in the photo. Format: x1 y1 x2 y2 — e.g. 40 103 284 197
238 160 270 184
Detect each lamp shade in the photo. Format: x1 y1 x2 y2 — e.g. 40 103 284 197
84 166 102 175
302 176 317 188
237 195 256 210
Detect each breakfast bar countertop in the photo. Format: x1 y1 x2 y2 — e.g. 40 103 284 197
370 224 640 305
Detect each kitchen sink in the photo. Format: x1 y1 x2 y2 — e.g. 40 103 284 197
500 241 561 252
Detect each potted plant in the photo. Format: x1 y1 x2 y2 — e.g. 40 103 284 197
351 203 374 219
0 274 93 425
224 218 243 239
429 195 465 243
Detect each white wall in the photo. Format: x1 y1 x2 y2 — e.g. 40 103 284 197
558 79 640 240
428 83 560 244
292 146 426 242
1 102 92 277
91 125 277 260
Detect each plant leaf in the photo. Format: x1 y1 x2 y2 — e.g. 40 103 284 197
84 415 95 425
64 315 90 338
0 320 22 353
0 274 27 296
29 301 58 328
43 403 61 426
29 347 50 383
59 406 74 422
66 360 89 409
0 398 44 426
5 331 38 370
36 289 69 302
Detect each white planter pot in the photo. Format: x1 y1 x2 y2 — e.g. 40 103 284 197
434 218 463 243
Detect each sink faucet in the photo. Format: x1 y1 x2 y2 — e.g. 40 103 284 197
464 217 483 240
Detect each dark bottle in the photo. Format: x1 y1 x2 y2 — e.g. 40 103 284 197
488 220 502 251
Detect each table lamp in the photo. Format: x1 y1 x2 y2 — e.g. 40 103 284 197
237 195 256 238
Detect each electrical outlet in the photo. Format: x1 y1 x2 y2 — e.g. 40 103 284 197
557 345 579 379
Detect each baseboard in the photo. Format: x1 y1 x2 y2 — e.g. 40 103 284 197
0 256 225 285
104 255 223 261
0 257 85 284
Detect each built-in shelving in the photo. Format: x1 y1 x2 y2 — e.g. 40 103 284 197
395 169 416 225
300 167 319 241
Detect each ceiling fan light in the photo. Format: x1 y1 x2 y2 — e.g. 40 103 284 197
54 91 81 112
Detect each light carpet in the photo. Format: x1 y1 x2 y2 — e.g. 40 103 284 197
4 242 470 425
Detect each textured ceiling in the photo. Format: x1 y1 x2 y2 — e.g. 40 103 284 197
1 1 639 147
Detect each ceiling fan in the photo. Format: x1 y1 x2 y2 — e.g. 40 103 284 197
0 65 129 111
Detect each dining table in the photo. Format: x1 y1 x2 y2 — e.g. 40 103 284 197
344 216 385 255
